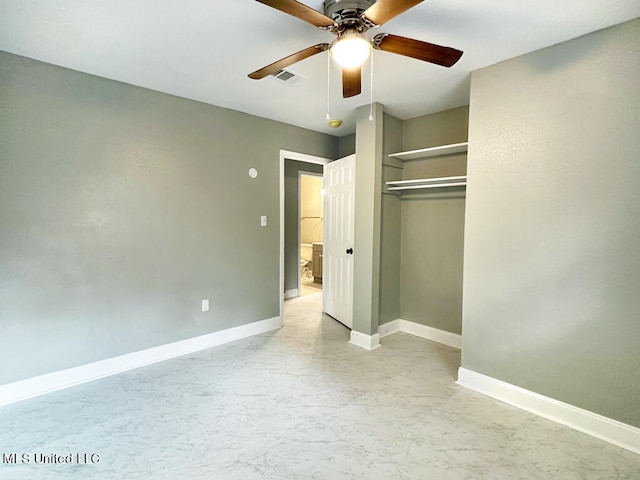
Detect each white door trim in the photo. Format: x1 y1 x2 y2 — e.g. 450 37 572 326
279 150 331 319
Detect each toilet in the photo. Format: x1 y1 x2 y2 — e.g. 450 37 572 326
300 243 313 263
300 243 313 278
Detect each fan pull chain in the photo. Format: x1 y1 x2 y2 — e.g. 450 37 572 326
326 53 331 120
369 52 374 121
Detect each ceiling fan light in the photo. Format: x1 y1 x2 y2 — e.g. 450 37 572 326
330 33 371 69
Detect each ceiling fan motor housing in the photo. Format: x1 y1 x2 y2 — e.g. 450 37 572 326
323 0 375 29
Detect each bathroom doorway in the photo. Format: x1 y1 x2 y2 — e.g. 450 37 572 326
281 152 329 313
299 172 324 297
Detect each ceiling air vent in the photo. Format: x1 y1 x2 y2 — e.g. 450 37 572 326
269 69 304 86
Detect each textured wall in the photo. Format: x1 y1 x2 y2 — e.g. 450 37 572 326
0 51 336 384
462 19 640 426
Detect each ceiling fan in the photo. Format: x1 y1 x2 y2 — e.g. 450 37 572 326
248 0 463 98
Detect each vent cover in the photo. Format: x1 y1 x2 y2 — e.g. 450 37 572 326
269 69 304 86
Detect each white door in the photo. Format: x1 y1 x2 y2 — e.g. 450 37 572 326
323 154 355 328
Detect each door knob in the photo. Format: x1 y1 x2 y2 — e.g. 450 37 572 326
346 248 353 255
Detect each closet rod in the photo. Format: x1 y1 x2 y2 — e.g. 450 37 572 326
388 182 467 191
386 175 466 186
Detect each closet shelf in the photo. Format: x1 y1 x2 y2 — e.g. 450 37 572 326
388 142 468 161
386 175 467 191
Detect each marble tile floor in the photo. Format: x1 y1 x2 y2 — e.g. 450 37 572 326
0 293 638 479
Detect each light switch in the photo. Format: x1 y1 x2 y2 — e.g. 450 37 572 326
202 299 209 312
261 216 267 227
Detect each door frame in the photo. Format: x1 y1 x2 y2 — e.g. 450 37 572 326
279 150 331 322
297 171 324 297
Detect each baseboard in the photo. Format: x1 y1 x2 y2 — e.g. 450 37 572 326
379 319 462 349
378 319 402 338
457 367 640 455
0 316 282 408
284 289 299 300
349 330 380 351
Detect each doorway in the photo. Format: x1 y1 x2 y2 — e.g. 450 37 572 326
299 172 324 297
279 150 331 321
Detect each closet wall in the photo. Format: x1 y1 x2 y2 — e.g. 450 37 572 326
379 114 403 325
380 106 469 335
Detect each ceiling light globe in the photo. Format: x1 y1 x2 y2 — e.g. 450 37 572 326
330 34 371 69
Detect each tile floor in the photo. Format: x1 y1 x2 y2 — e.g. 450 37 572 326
300 277 322 297
0 293 638 479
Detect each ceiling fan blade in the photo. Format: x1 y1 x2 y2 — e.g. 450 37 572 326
362 0 424 27
248 44 329 79
372 33 463 67
255 0 336 29
342 67 362 98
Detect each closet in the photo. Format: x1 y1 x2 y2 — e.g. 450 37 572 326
384 139 467 336
386 142 468 192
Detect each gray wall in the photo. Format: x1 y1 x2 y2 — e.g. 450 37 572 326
353 104 384 335
462 18 640 427
337 133 356 158
0 51 336 384
379 113 403 325
284 160 323 292
399 107 468 334
403 106 469 150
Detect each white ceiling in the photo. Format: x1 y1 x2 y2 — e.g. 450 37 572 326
1 1 639 136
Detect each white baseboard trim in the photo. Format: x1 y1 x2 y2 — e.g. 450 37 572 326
349 330 381 351
284 289 299 300
378 319 402 338
457 367 640 455
0 316 282 408
379 319 462 350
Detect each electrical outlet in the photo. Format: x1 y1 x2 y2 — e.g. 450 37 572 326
202 299 209 312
